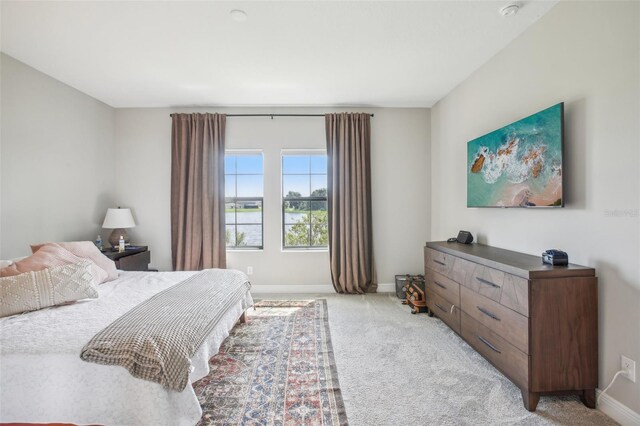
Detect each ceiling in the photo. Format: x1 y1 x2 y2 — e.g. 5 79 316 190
1 1 557 108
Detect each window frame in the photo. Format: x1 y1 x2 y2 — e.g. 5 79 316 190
225 150 264 250
281 150 329 251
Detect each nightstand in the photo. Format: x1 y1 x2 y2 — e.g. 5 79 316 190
102 246 151 271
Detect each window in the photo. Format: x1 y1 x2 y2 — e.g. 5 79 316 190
282 152 328 249
225 152 263 249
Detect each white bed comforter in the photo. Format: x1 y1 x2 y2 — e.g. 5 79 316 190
0 270 253 426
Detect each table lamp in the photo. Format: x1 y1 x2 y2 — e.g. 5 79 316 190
102 207 136 248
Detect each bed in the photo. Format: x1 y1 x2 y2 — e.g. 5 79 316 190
0 269 253 425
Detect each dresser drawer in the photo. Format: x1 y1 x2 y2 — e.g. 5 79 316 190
427 290 460 334
461 286 529 354
461 312 529 389
425 270 460 306
425 248 455 276
500 274 529 317
451 256 475 285
464 264 505 303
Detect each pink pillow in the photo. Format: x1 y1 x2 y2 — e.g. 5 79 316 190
1 243 107 285
31 241 118 283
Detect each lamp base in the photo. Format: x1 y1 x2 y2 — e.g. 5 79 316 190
108 228 131 248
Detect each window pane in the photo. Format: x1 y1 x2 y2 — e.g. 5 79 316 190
225 155 236 174
310 174 327 196
237 154 263 174
283 155 310 174
237 175 263 197
285 224 310 247
283 175 310 197
311 224 328 247
310 203 327 222
310 155 327 174
237 224 262 247
225 175 236 198
284 209 310 225
225 225 236 246
236 201 262 224
284 198 309 212
225 205 236 225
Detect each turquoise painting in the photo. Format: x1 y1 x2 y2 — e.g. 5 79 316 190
467 103 563 208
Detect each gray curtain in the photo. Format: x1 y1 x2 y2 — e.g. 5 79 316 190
171 113 226 271
325 113 377 294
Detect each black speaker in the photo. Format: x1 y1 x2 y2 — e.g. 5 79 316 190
456 230 474 244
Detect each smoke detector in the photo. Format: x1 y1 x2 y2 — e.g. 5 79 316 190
230 9 248 22
500 3 520 17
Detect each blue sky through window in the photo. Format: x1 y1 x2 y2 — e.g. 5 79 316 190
282 155 327 175
283 154 327 197
225 154 263 197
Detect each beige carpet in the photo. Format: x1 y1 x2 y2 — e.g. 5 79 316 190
252 292 616 426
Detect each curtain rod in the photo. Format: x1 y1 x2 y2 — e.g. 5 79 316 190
169 113 374 118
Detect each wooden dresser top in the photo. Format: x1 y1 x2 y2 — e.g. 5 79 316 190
426 241 595 279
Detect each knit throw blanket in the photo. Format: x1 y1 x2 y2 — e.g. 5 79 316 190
80 269 250 391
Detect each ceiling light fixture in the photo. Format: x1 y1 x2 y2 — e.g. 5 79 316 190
499 3 520 17
230 9 248 22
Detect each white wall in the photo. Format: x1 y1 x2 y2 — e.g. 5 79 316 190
430 1 639 414
0 54 116 258
114 107 430 291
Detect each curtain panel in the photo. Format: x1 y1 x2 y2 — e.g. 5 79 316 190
170 113 226 271
325 113 377 294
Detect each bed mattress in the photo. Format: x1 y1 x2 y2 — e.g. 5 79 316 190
0 270 253 425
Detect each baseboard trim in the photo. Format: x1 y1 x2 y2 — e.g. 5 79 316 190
377 282 395 292
251 282 396 294
597 389 640 426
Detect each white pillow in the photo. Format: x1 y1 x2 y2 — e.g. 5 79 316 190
0 260 98 318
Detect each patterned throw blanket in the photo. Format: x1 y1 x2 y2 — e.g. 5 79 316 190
80 269 251 391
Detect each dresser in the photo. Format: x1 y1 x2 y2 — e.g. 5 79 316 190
424 241 598 411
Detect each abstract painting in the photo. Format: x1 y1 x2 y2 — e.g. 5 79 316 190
467 103 564 208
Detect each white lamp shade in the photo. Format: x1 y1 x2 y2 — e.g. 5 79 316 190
102 208 136 229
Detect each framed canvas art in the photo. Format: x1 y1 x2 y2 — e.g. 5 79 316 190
467 103 564 208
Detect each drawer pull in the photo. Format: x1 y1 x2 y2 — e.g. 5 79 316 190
477 335 501 354
433 259 446 266
476 277 500 288
434 280 447 289
477 306 501 321
434 303 447 313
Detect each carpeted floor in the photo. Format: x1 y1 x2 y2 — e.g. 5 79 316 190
252 292 617 426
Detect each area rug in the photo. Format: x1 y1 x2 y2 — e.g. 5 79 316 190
193 299 348 426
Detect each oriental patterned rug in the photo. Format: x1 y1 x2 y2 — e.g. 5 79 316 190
193 299 348 426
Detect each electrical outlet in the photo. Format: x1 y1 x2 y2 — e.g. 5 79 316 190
247 266 253 275
621 355 636 383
